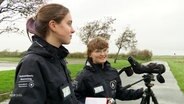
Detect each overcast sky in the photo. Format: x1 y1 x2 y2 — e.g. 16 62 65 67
0 0 184 55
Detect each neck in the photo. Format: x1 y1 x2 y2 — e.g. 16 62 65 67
101 63 104 69
93 63 105 70
45 34 61 48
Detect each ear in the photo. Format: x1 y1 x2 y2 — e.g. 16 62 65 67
48 20 57 32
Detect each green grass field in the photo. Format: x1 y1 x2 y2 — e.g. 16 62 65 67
0 70 15 94
0 57 21 62
168 60 184 92
0 70 15 102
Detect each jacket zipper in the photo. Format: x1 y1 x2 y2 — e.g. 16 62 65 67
98 68 111 97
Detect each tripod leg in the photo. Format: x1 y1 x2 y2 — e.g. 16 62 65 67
150 89 159 104
140 94 147 104
140 89 150 104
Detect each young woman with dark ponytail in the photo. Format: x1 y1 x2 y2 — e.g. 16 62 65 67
9 3 80 104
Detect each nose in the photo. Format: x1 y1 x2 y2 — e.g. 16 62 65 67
71 27 75 34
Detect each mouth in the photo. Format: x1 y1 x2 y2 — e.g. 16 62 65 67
99 57 106 60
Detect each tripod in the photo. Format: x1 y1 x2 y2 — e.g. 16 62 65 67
122 74 159 104
140 74 158 104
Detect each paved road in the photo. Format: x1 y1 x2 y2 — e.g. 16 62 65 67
0 62 17 71
1 61 184 104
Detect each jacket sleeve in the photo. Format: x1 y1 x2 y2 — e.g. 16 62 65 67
74 71 88 104
115 76 143 100
9 57 46 104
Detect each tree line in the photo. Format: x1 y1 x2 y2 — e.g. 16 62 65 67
0 0 152 62
0 49 152 61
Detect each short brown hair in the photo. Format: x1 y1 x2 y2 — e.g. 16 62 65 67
87 37 109 56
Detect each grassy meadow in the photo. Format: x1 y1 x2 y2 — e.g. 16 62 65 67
0 70 15 94
0 57 21 62
0 70 15 102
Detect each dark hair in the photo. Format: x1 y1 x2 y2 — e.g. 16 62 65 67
87 37 109 56
26 3 69 40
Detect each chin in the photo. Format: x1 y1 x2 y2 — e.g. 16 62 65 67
99 60 106 64
63 41 71 45
66 41 71 44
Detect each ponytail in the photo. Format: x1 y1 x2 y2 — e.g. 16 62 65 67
26 18 37 41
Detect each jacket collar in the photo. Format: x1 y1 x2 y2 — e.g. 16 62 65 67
27 35 69 59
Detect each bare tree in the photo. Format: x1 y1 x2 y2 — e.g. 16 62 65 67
114 27 137 63
78 17 116 45
0 0 47 35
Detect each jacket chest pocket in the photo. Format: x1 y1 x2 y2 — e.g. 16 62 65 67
59 83 72 101
46 72 68 99
93 85 105 94
91 78 117 96
47 80 72 102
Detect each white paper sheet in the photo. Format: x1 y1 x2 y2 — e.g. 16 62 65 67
85 97 108 104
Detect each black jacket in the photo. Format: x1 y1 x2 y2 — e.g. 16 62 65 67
74 58 143 103
9 36 79 104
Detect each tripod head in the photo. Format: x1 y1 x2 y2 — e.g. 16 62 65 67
121 73 156 90
141 74 160 104
142 74 155 88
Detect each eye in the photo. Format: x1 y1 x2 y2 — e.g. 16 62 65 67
95 50 101 53
103 48 108 52
67 20 72 26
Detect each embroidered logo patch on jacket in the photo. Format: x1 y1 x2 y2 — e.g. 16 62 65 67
110 80 117 89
